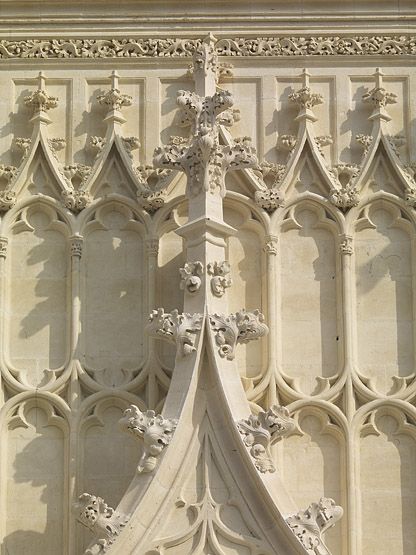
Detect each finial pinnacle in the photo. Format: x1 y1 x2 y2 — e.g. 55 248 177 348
110 70 120 90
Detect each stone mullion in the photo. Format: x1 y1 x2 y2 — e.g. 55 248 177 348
263 234 279 407
0 236 8 407
339 234 358 555
145 237 159 409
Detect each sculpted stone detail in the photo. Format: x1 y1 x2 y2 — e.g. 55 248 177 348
62 163 91 187
315 135 333 156
48 138 66 159
73 493 128 554
362 85 397 108
179 261 204 294
146 308 203 356
387 134 406 157
146 238 159 257
289 86 323 110
70 235 83 258
278 134 297 152
0 189 16 211
329 164 360 210
97 85 132 111
135 165 172 214
121 136 140 157
89 136 107 157
0 165 17 183
14 137 32 160
209 309 269 360
119 405 178 473
0 36 415 59
237 405 295 472
356 134 373 156
24 85 58 113
190 32 233 84
286 497 343 555
263 235 278 255
153 89 257 198
254 188 284 213
0 236 8 258
339 234 353 255
207 261 232 297
62 189 91 213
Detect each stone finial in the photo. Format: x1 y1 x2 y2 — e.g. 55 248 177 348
119 405 178 473
237 405 295 472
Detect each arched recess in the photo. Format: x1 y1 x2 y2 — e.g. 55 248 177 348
282 405 346 555
359 406 416 554
76 394 143 554
1 395 68 555
4 202 70 388
279 201 342 395
223 199 265 379
353 200 415 395
81 201 146 387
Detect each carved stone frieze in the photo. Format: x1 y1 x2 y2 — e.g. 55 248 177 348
207 261 232 297
0 36 415 59
179 261 204 293
146 308 203 356
286 497 343 555
209 309 269 360
119 405 178 473
237 405 295 473
73 493 129 554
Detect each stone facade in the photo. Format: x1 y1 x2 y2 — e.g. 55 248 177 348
0 1 415 554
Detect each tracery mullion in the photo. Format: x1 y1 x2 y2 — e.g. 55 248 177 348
0 235 8 407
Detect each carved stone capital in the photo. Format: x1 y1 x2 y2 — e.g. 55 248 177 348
237 405 295 473
70 235 83 258
207 261 232 297
119 405 178 473
146 238 159 257
73 493 128 554
339 234 353 255
0 236 8 258
209 309 269 360
0 189 16 211
263 235 278 256
146 308 203 356
286 497 343 554
179 261 204 294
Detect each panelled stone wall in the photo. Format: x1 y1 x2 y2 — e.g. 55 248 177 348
0 21 415 555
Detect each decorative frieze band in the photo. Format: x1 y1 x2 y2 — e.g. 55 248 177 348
0 35 416 60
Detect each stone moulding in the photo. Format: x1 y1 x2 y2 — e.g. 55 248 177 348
146 308 203 356
237 405 295 473
119 405 178 473
209 309 269 360
286 497 343 555
0 36 416 59
73 493 129 554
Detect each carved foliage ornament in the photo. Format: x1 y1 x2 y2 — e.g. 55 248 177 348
73 493 128 554
179 261 204 293
286 497 343 555
207 260 232 297
119 405 178 473
237 405 295 473
146 308 203 356
209 309 269 360
1 36 415 59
